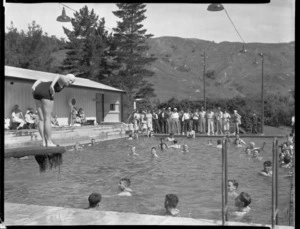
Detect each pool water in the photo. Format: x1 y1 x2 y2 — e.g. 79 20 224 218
5 137 293 225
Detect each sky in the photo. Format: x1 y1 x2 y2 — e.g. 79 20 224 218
4 1 295 43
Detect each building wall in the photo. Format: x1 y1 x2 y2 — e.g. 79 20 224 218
5 78 122 125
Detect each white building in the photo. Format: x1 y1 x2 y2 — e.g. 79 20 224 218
4 65 125 125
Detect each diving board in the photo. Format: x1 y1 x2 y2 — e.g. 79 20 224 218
5 146 66 158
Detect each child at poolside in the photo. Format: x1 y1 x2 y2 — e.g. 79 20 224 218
118 178 133 196
151 147 158 158
164 194 180 216
169 139 181 149
259 161 272 176
85 192 102 209
216 139 222 149
167 133 175 142
233 135 246 147
230 192 251 216
227 180 239 198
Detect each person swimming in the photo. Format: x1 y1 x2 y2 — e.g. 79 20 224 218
169 139 181 149
234 135 246 147
164 194 180 216
216 139 222 149
118 178 133 196
128 146 139 156
229 192 251 217
259 161 272 176
182 144 189 153
227 179 239 198
207 140 213 146
167 133 175 142
151 147 159 158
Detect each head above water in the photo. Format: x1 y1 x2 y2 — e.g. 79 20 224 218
263 161 271 167
88 193 102 208
235 192 251 208
217 140 222 145
165 194 179 209
119 178 131 190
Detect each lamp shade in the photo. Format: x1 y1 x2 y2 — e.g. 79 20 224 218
56 7 71 22
207 4 224 11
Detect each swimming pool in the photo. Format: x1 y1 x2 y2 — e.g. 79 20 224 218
4 136 293 225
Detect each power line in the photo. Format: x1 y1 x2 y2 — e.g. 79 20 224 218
223 8 246 44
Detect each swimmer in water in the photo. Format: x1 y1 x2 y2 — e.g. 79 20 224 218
169 139 181 149
85 193 102 209
167 133 175 142
216 139 222 149
187 129 196 138
227 179 239 198
182 144 189 153
159 138 168 150
233 135 246 147
259 161 272 176
229 192 251 217
127 132 133 140
252 149 263 162
164 194 180 216
151 147 158 158
118 178 133 196
129 146 139 156
207 140 213 146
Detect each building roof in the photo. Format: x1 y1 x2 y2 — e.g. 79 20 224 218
5 65 124 93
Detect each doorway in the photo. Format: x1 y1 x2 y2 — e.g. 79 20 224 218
96 93 104 124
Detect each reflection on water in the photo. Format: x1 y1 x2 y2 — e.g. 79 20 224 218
5 137 292 225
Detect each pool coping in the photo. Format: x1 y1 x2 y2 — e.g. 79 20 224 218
3 202 294 227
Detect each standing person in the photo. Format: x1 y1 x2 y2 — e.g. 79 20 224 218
207 108 215 135
166 107 172 134
232 110 241 135
32 73 76 147
199 106 206 134
182 109 191 135
146 110 153 133
192 108 200 133
133 110 140 133
216 107 224 135
179 110 184 135
252 113 258 134
171 108 180 134
223 109 231 135
158 108 166 133
152 110 160 133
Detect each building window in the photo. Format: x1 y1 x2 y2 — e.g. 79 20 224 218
110 104 116 111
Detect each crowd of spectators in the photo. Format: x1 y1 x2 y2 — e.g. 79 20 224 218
130 106 258 136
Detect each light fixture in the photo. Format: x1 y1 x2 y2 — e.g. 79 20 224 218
207 4 224 11
56 7 71 22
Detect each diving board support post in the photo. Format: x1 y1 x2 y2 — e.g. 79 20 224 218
221 137 228 225
272 137 279 229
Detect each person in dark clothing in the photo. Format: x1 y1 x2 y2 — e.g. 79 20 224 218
252 113 258 134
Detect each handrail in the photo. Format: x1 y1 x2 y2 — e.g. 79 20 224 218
272 137 279 229
221 137 228 225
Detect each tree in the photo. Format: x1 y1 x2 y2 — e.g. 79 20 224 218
60 5 110 80
104 3 156 101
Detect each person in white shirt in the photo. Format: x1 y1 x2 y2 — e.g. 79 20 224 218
206 109 215 135
11 104 26 130
216 107 223 135
133 111 140 132
199 107 206 134
192 109 200 133
223 109 231 135
171 108 180 134
182 109 191 135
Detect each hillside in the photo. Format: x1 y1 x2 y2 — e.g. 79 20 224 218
51 36 295 102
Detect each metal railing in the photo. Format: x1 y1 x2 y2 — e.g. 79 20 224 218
221 137 289 227
221 138 228 225
272 138 279 228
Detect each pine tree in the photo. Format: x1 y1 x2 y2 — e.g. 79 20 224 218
104 3 156 100
60 5 110 80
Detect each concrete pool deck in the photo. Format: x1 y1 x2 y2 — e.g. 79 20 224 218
3 202 294 227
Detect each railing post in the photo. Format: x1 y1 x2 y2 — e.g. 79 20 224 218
272 137 278 229
222 137 228 225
